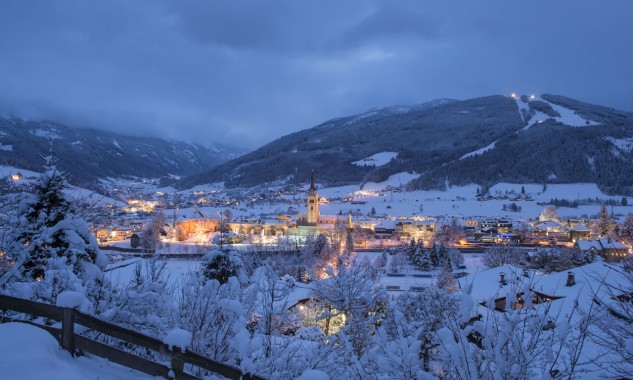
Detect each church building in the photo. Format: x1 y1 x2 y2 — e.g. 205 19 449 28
306 170 319 225
295 171 352 231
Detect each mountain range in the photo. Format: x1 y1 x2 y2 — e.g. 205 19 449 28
0 117 242 186
179 94 633 196
4 94 633 197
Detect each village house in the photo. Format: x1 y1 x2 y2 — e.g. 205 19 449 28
569 224 591 242
574 238 630 262
395 218 436 240
529 220 569 241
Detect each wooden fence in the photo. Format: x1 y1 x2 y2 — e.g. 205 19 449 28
0 294 265 380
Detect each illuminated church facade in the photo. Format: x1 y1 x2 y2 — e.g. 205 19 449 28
296 171 351 229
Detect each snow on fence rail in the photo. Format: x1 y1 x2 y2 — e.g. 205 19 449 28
0 294 265 380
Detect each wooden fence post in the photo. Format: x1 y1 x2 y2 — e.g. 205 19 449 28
61 308 75 355
170 347 185 379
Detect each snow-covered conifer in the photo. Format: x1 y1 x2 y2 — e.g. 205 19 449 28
201 248 244 284
1 153 107 309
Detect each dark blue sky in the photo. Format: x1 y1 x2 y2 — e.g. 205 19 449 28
1 1 632 149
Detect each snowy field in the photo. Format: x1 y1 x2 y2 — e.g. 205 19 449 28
351 151 398 167
172 175 632 224
515 95 600 128
106 258 201 290
105 252 488 297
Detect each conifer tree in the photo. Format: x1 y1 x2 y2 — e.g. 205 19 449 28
429 245 439 267
2 151 107 308
597 203 612 237
438 244 448 266
202 248 243 284
405 238 416 262
415 245 431 270
345 228 354 254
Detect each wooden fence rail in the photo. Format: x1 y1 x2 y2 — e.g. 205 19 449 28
0 294 265 380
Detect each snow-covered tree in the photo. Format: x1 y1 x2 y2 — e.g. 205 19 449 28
482 244 525 268
344 228 354 254
429 245 440 267
539 205 558 222
177 273 247 369
591 267 633 377
438 278 596 379
1 153 107 309
105 255 176 338
413 245 431 270
242 262 297 362
436 259 458 293
201 249 244 285
142 211 166 252
311 257 386 356
378 289 459 375
596 203 613 238
616 213 633 246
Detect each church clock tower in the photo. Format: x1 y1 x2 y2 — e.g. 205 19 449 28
307 171 319 226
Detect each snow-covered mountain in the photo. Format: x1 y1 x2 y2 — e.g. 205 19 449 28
0 117 244 186
180 94 633 195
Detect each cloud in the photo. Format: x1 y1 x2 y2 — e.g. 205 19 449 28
0 1 632 150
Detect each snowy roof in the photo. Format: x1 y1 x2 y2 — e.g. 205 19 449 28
597 238 628 250
396 219 435 226
460 261 629 324
533 221 566 230
570 224 591 231
575 240 602 251
529 262 629 320
458 264 528 304
576 239 628 251
375 220 396 229
281 283 313 310
318 215 343 222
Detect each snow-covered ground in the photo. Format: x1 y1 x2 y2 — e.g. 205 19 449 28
0 322 160 380
352 152 398 167
519 110 551 132
318 180 630 221
165 176 632 230
106 258 201 289
0 164 40 179
460 141 497 160
1 165 124 207
515 95 600 128
604 136 633 154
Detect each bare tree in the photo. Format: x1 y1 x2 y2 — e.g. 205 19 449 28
539 205 559 222
482 243 525 268
142 211 167 252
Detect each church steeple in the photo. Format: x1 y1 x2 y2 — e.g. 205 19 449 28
307 170 319 225
309 170 316 193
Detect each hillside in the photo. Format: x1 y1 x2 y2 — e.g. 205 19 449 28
180 93 633 195
414 94 633 195
0 117 243 186
180 96 523 188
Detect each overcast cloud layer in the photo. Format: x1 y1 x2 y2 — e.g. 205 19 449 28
1 1 632 149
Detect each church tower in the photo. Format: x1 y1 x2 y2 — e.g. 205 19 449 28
307 171 319 225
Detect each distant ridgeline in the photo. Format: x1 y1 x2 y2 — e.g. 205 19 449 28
0 117 242 186
180 94 633 195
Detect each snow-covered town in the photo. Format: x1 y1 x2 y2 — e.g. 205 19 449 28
3 2 633 380
2 159 633 379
